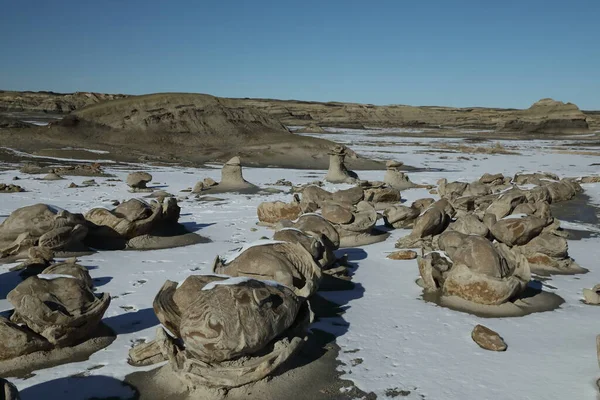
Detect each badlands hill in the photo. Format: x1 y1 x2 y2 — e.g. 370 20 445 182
236 97 592 134
0 90 128 113
0 93 382 169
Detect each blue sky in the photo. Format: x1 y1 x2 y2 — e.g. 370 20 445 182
1 0 598 109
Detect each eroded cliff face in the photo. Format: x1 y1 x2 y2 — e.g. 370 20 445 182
0 90 128 113
70 93 290 145
0 90 593 134
235 97 590 134
496 99 589 134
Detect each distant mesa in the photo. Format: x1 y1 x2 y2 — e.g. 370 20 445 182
497 98 589 134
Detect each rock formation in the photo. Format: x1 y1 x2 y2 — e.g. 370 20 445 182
325 145 358 184
126 172 153 191
257 196 302 226
213 241 322 298
0 183 24 193
128 276 311 389
193 157 259 194
85 197 207 250
471 325 507 351
0 261 113 376
417 232 564 317
383 160 418 190
0 204 89 260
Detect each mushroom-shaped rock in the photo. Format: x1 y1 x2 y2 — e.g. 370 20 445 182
7 275 110 346
126 172 152 190
200 157 259 194
490 215 547 246
136 276 310 388
257 199 302 225
383 160 416 190
325 145 358 184
213 242 322 298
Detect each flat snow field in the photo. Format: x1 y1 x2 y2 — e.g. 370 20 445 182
1 131 599 399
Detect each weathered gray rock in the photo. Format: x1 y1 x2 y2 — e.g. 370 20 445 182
322 202 354 224
7 275 110 346
126 172 152 189
300 185 363 212
136 276 310 388
275 214 340 250
383 205 420 229
213 242 322 298
0 204 88 259
325 145 358 184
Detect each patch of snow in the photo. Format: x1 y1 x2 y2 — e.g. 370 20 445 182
37 274 76 280
201 276 283 291
502 213 528 219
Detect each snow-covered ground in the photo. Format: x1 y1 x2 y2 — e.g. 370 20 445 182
0 132 599 399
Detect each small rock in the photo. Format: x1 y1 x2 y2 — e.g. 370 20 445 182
203 177 217 187
387 250 418 260
68 182 78 188
471 324 507 351
42 173 64 181
82 179 96 186
583 284 600 305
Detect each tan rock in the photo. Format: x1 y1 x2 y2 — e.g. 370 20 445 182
387 250 417 260
471 324 507 351
257 201 302 225
583 284 600 305
126 172 152 189
322 202 354 224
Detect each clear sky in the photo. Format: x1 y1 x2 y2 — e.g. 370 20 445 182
1 0 598 109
